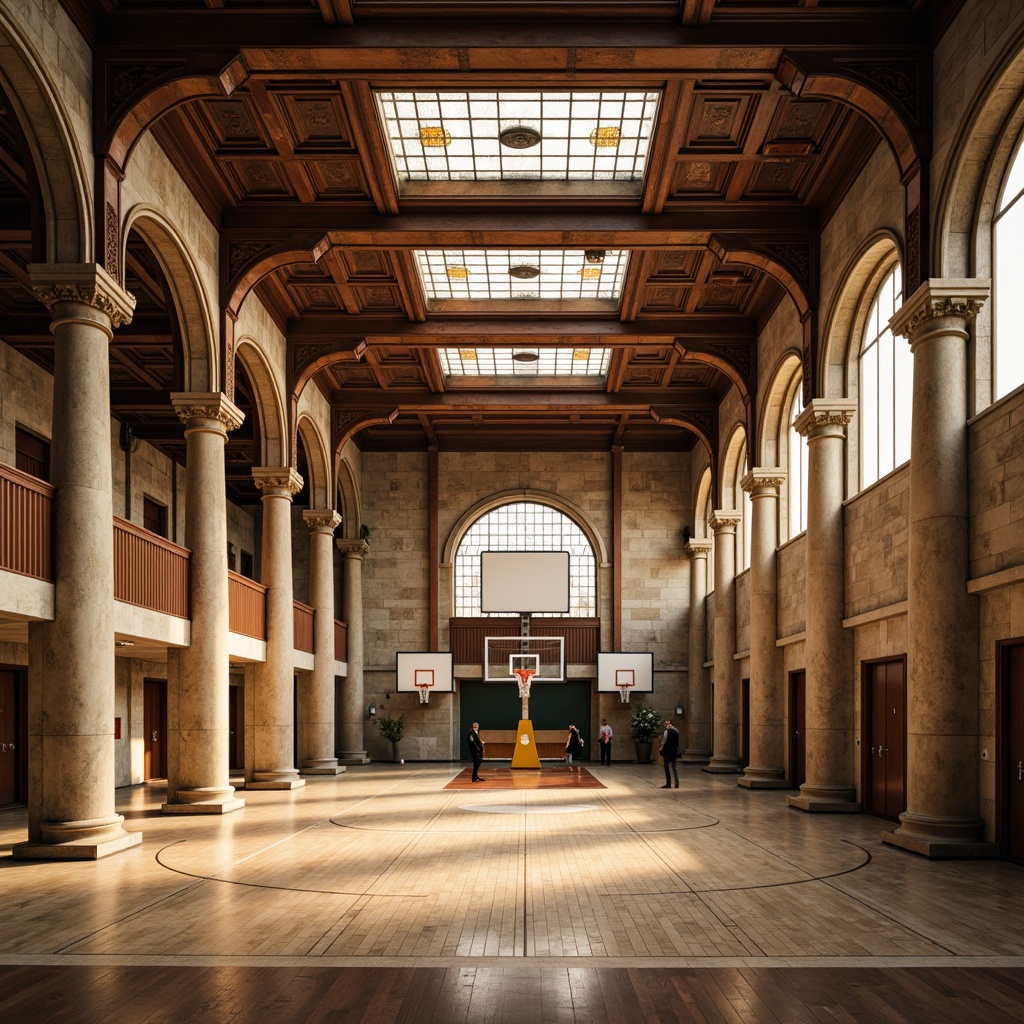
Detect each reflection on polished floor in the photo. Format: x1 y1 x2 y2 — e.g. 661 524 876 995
1 763 1023 1021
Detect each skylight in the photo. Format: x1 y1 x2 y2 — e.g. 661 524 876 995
416 249 628 301
376 90 660 183
438 348 611 378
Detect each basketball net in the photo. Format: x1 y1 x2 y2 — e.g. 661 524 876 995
415 683 432 704
617 681 634 704
513 667 535 719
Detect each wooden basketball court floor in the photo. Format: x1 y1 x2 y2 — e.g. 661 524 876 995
1 762 1023 1022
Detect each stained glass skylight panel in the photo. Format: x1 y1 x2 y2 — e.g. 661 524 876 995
376 91 661 182
438 348 611 377
417 249 628 301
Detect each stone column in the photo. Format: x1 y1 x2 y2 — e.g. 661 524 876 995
739 470 788 789
249 467 305 789
15 264 141 860
163 394 245 814
789 399 859 812
884 279 996 856
682 539 713 763
337 539 371 764
704 512 743 773
299 510 345 776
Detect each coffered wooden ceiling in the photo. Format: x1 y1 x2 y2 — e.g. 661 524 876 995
0 0 958 503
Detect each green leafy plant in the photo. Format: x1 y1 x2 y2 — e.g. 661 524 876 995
629 704 662 743
376 711 404 744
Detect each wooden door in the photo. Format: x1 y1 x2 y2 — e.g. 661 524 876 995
0 670 16 805
1001 643 1024 863
789 670 806 789
740 677 750 769
866 659 906 821
229 683 244 770
144 679 167 780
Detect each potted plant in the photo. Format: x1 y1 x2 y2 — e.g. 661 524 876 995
376 711 405 763
629 704 662 764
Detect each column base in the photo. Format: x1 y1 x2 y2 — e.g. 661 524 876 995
301 758 347 776
788 783 860 812
738 766 788 789
162 786 245 814
681 749 711 765
13 816 142 861
337 751 371 765
248 769 306 790
881 811 998 859
703 755 743 774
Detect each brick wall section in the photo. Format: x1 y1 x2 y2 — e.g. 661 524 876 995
777 533 806 639
843 463 910 619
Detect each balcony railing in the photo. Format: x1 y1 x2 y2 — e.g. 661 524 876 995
449 617 600 666
0 463 53 581
113 516 190 618
293 600 314 653
228 571 266 640
334 619 347 662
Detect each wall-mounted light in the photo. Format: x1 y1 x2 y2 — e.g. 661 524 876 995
368 704 377 718
676 705 684 717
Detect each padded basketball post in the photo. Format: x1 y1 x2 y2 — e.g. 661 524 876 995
511 719 541 769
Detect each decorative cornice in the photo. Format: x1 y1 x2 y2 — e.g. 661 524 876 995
336 538 370 557
793 398 857 438
684 539 713 558
741 468 786 494
28 263 136 329
889 279 990 340
710 510 741 532
252 466 304 497
170 392 245 433
303 509 342 533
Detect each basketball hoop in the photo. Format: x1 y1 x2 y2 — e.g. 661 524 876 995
513 667 536 700
616 680 634 704
413 669 434 704
415 681 433 704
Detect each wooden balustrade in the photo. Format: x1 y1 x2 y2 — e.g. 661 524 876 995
334 619 347 662
293 600 314 653
113 517 190 618
228 570 266 640
0 463 53 580
448 617 600 666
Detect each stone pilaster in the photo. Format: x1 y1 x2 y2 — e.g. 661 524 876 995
15 264 141 860
682 539 712 763
739 470 788 789
704 511 743 773
789 399 860 812
299 510 345 776
249 467 306 789
163 394 245 814
883 279 996 857
337 538 371 764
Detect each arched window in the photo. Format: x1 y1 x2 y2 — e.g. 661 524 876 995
738 438 751 572
994 131 1024 400
454 501 595 616
859 264 909 489
703 488 715 593
788 382 808 536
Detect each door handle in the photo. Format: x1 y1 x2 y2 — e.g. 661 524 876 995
152 731 158 742
870 746 875 756
1018 760 1022 781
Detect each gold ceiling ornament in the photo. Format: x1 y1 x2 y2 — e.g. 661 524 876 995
589 126 621 148
445 266 470 279
572 349 591 361
578 267 602 280
419 126 452 147
458 349 478 360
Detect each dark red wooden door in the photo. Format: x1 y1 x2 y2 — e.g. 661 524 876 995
867 660 905 821
789 671 806 789
144 679 167 780
1006 644 1024 863
229 683 244 770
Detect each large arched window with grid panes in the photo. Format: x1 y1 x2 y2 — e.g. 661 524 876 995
994 127 1024 400
454 501 596 617
788 382 808 537
859 264 910 489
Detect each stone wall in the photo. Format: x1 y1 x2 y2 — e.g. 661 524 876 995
777 533 806 640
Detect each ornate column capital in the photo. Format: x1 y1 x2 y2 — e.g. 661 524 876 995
710 510 741 534
889 278 989 342
684 538 713 559
303 509 342 534
252 467 303 498
336 538 370 559
741 468 786 495
29 262 136 332
793 398 856 439
171 392 245 434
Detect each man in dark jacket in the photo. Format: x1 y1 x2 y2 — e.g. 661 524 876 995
659 719 680 788
468 722 485 781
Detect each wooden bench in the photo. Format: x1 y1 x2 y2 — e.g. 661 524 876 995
479 729 573 760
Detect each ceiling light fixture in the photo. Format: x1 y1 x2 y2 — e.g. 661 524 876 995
511 349 540 363
584 250 606 264
499 125 542 149
509 265 541 280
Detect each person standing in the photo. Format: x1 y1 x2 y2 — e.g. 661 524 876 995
468 722 485 782
565 724 584 771
659 718 680 788
598 719 613 765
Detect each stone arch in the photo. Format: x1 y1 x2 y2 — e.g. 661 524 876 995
718 423 748 511
759 349 804 542
441 489 609 568
335 450 362 540
0 14 91 263
692 466 714 541
296 412 332 511
234 336 287 468
122 205 217 393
